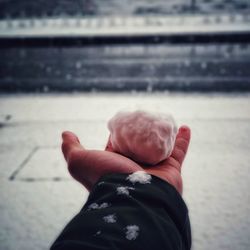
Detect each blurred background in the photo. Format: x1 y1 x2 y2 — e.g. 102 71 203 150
0 1 250 250
0 0 250 91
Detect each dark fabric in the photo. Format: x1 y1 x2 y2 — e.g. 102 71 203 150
50 173 191 250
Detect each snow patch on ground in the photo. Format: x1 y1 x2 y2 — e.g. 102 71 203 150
127 171 152 184
125 225 140 240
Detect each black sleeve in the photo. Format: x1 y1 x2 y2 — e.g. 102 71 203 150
50 172 191 250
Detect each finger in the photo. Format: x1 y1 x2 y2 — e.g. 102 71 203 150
170 125 191 168
61 131 84 161
105 134 115 152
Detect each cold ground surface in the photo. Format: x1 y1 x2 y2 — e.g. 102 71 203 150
0 93 250 250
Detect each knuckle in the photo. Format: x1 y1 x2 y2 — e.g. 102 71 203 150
176 138 189 151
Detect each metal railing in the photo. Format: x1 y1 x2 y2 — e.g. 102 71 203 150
0 14 250 47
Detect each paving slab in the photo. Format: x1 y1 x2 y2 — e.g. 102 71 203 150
0 93 250 250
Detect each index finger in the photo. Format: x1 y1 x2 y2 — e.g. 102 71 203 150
61 131 84 161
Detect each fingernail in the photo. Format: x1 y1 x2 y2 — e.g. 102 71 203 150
62 131 79 142
62 131 67 140
180 126 189 133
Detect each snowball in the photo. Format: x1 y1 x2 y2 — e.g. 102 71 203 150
117 186 135 196
127 171 151 184
87 202 109 211
103 214 117 223
107 110 177 165
125 225 140 240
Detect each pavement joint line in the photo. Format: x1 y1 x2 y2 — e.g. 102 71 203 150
16 177 71 182
38 145 58 149
0 120 107 126
8 146 39 181
1 118 250 126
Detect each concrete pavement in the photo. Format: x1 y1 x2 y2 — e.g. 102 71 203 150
0 92 250 250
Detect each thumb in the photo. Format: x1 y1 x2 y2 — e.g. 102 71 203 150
61 131 84 162
170 125 191 169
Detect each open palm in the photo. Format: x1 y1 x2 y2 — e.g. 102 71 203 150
61 126 191 194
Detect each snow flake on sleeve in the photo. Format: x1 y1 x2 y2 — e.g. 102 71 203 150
99 203 109 209
126 171 152 184
103 214 117 223
87 202 109 211
125 225 140 240
116 186 135 196
94 230 102 236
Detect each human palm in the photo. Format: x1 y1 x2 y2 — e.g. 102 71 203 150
61 126 191 194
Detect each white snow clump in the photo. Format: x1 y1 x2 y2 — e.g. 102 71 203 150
127 171 152 184
107 110 177 165
103 214 117 223
125 225 140 240
117 186 135 196
87 202 109 211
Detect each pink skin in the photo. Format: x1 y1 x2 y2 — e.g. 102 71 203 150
61 125 191 194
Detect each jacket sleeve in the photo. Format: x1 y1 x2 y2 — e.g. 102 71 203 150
50 172 191 250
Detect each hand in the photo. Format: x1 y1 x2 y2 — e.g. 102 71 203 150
106 126 191 194
61 126 191 194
